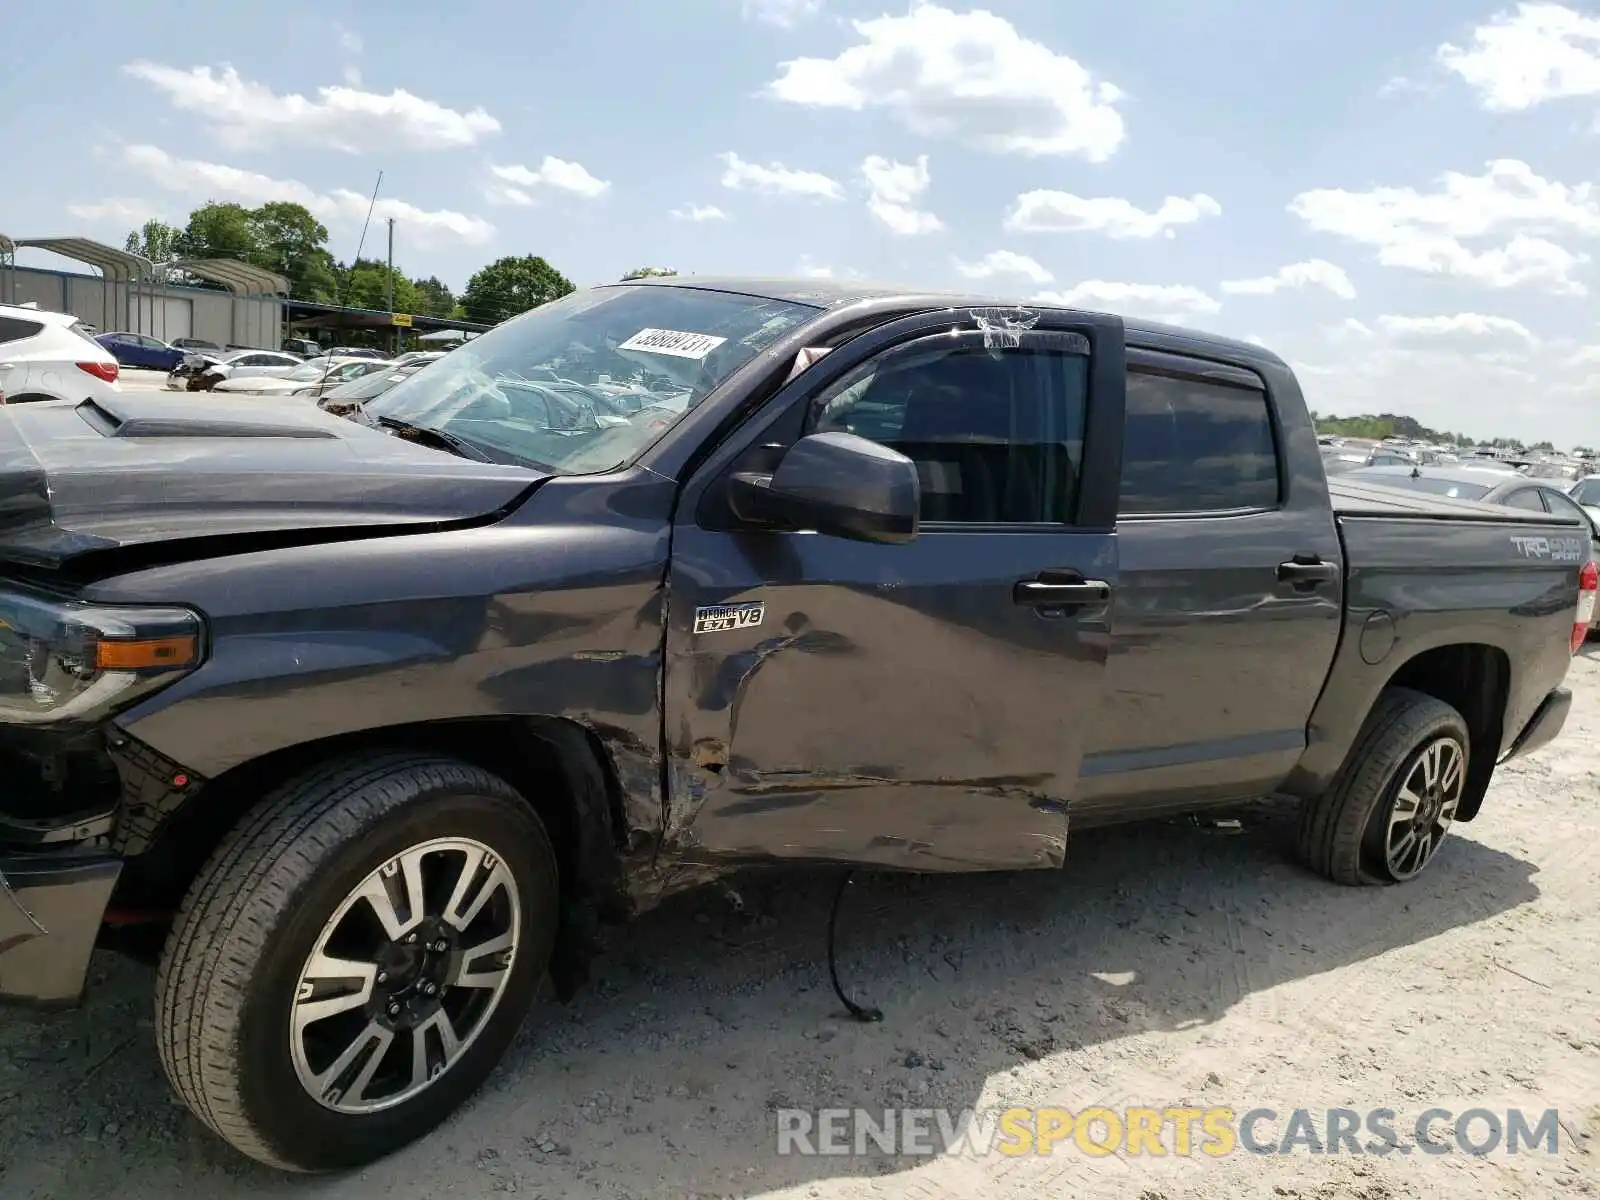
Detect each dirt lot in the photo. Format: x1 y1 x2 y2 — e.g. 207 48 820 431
3 658 1599 1200
116 368 170 392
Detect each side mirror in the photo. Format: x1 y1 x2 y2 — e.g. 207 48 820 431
728 431 919 545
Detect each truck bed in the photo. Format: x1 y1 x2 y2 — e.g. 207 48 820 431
1329 476 1582 524
1317 474 1583 781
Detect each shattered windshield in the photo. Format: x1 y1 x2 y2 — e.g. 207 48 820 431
361 285 819 474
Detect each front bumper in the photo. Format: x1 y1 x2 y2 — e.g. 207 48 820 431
1503 686 1572 762
0 850 121 1007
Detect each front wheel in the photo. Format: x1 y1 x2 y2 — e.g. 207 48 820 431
154 755 560 1171
1296 687 1470 885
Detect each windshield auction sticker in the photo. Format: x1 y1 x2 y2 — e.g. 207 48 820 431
618 328 729 360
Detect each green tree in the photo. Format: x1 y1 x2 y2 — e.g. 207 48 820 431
462 255 574 325
410 275 456 318
250 202 337 300
176 202 261 263
1315 412 1496 447
124 219 182 264
338 258 419 313
621 266 677 280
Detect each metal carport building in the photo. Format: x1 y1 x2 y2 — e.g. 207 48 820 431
0 237 289 349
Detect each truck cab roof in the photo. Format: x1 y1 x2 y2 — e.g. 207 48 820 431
604 275 1287 368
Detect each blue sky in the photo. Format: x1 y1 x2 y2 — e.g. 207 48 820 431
6 0 1600 443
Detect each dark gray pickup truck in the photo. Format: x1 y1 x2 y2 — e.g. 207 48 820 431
0 278 1588 1170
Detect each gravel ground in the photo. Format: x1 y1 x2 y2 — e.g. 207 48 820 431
117 368 171 392
3 656 1599 1199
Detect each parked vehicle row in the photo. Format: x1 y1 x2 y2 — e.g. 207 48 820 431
96 329 397 373
169 345 422 392
0 276 1586 1173
213 356 398 397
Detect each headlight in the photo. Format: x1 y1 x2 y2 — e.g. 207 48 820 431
0 589 204 724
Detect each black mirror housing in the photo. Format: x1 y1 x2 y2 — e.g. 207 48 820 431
729 431 920 545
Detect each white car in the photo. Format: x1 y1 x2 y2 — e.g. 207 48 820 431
1566 476 1600 527
212 358 392 397
189 349 306 391
0 303 121 406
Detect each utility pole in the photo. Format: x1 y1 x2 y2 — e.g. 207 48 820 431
385 217 396 355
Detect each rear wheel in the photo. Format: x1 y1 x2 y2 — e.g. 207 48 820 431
154 754 560 1171
1296 688 1470 885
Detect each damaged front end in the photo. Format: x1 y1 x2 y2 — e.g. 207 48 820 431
0 582 206 1004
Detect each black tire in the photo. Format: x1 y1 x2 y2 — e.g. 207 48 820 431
1296 687 1471 886
153 754 560 1172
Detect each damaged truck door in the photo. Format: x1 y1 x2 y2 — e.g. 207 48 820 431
663 310 1127 870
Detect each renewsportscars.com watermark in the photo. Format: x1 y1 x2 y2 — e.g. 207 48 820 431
776 1106 1566 1158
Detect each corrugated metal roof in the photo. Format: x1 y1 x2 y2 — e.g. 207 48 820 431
14 237 152 280
169 258 290 295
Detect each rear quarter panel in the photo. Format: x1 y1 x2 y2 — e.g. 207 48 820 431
1286 513 1580 793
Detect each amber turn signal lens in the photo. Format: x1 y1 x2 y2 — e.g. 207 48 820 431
95 635 200 671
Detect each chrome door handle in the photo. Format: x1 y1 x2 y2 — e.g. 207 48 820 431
1014 579 1113 607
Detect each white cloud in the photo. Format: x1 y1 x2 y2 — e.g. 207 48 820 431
1377 74 1441 98
1332 317 1378 340
795 256 834 278
1221 259 1357 299
1375 312 1539 343
1288 159 1599 294
861 154 943 236
765 4 1125 160
953 250 1053 284
66 197 164 226
1278 316 1586 441
741 0 823 27
122 61 500 153
1033 281 1221 325
1004 191 1221 239
1438 3 1600 111
335 27 364 86
486 158 610 204
671 203 729 222
121 144 495 245
720 152 843 199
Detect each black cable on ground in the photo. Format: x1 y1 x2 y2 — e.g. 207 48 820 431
826 869 883 1023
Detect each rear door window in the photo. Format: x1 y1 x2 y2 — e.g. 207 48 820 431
0 317 44 345
1119 365 1280 514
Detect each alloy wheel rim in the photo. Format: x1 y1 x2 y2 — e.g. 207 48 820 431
288 837 521 1114
1385 736 1465 880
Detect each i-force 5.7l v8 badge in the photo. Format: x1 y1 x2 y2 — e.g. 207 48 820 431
693 602 766 634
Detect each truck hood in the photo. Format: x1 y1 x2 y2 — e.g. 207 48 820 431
0 394 546 568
